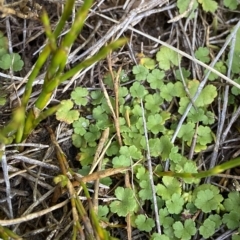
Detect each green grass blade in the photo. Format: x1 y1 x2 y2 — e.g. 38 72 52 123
41 10 56 52
15 46 52 143
21 46 51 108
59 39 128 83
157 157 240 179
46 0 94 81
61 0 94 49
23 104 61 140
53 0 75 38
2 106 25 144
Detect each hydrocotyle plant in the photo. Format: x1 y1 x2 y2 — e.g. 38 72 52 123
55 23 240 238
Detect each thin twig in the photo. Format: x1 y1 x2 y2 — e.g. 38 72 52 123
222 106 240 143
0 143 13 218
98 66 122 145
176 27 197 110
140 99 161 234
12 155 59 171
188 122 199 160
113 67 123 146
125 169 132 240
0 199 69 226
92 128 109 211
13 187 56 233
191 8 199 80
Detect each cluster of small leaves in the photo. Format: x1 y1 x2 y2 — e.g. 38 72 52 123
0 32 24 106
177 1 240 112
194 31 240 110
177 0 239 17
223 192 240 230
110 187 137 217
56 45 218 165
0 32 24 72
155 182 240 239
55 40 240 239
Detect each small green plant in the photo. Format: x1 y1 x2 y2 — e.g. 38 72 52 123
56 22 240 237
177 0 240 17
0 32 24 107
110 187 138 217
0 32 24 72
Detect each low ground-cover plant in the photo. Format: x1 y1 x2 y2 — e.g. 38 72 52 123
0 32 24 72
176 0 239 18
0 32 24 106
56 24 240 238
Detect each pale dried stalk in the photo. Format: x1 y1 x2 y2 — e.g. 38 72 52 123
98 66 122 145
12 155 59 171
140 99 161 234
0 199 69 226
92 128 109 211
0 143 13 218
